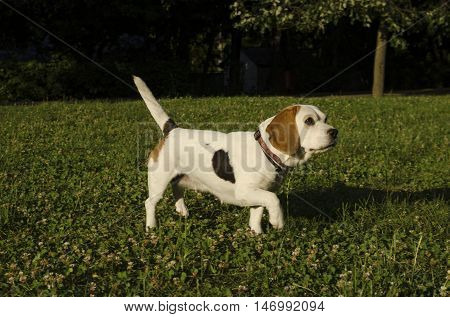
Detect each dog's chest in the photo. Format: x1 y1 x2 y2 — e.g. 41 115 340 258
254 169 285 192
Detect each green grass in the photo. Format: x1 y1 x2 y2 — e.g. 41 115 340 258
0 95 448 296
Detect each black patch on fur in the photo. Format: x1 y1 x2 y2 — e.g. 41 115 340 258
212 150 236 183
163 118 178 136
170 174 185 185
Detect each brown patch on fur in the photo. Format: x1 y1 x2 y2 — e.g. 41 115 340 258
149 138 166 162
265 105 301 155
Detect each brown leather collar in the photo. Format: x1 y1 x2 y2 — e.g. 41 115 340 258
254 130 289 173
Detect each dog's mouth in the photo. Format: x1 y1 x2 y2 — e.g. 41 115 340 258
310 141 337 152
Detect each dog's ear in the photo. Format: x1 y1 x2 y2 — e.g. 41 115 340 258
266 105 301 155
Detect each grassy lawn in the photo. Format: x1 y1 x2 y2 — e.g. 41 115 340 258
0 95 448 296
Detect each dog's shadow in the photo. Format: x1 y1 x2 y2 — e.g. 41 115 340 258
280 181 448 221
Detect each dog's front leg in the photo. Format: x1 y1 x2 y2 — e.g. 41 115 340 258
235 186 284 231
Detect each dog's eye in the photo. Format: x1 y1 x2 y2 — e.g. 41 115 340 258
305 117 315 126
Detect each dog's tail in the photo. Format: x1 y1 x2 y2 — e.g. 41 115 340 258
133 75 178 136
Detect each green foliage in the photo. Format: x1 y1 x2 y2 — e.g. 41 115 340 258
0 56 192 102
0 55 74 101
0 95 448 296
231 0 448 48
1 1 448 99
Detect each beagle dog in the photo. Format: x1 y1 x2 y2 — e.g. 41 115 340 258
134 76 338 233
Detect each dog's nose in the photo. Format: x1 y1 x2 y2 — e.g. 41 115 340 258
328 128 338 139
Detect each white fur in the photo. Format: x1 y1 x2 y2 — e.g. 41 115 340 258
133 76 337 233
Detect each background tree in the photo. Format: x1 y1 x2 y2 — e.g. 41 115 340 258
338 0 418 97
231 0 448 97
342 0 449 97
230 0 334 92
0 0 448 100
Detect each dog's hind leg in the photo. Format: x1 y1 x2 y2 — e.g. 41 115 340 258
172 183 189 217
249 206 264 234
145 167 174 231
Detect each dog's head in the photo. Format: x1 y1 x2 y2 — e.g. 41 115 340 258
266 105 338 157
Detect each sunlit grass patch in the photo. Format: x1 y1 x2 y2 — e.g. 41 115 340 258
0 95 448 296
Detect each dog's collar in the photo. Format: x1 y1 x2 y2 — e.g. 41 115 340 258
254 130 290 174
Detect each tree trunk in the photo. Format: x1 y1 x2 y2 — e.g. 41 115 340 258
229 29 242 95
372 24 388 97
280 30 292 93
269 29 282 93
203 32 215 74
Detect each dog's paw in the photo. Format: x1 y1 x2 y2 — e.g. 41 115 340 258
250 224 263 234
146 220 156 231
269 214 285 230
175 200 189 217
176 208 189 217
